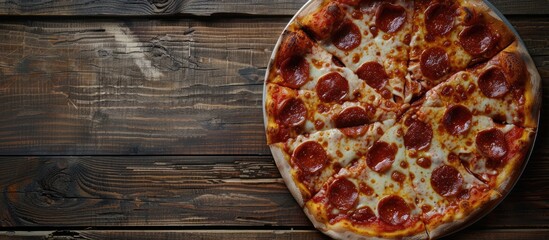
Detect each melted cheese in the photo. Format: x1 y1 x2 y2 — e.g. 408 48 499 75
289 120 394 168
425 69 528 127
404 107 495 227
408 1 474 85
320 0 414 100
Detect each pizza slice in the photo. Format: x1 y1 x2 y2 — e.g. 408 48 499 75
268 26 401 100
423 103 535 195
303 125 427 239
408 0 515 94
400 106 502 238
270 120 394 205
423 42 540 128
297 0 415 103
267 27 358 93
264 83 399 144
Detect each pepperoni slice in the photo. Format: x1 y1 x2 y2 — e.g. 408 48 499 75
292 141 329 174
476 128 508 160
332 20 361 51
425 3 455 37
280 56 309 88
277 98 306 127
306 2 346 40
351 206 377 223
459 24 497 56
442 105 472 135
478 67 509 98
356 61 389 90
316 72 349 103
420 47 450 80
328 178 358 211
378 195 411 226
431 165 463 197
277 30 313 67
340 125 369 138
404 119 433 151
334 106 369 129
499 52 526 85
375 3 406 34
367 141 397 173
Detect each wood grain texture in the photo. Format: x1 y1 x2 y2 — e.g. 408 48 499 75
2 229 549 240
0 156 308 227
0 1 547 238
0 230 327 240
0 154 547 228
0 17 547 155
0 18 286 155
0 0 546 16
0 0 308 16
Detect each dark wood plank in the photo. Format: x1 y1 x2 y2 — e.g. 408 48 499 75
448 229 549 240
0 18 288 155
0 154 547 228
0 156 308 227
0 0 546 17
0 17 547 155
511 19 549 56
0 0 309 16
0 230 327 240
2 229 549 240
488 0 549 15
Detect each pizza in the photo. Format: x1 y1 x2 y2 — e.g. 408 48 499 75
263 0 541 239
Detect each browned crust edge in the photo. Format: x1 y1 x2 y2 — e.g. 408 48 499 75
303 207 429 240
496 128 536 196
269 144 306 207
427 190 502 239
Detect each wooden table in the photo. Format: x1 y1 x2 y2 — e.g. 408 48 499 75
0 1 547 239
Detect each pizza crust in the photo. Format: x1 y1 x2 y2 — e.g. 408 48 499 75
270 144 306 207
517 43 542 128
427 190 502 239
303 207 429 240
495 128 536 196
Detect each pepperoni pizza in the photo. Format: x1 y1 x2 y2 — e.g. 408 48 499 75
263 0 540 239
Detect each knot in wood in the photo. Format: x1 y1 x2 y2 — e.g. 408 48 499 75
148 0 172 11
30 168 74 207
